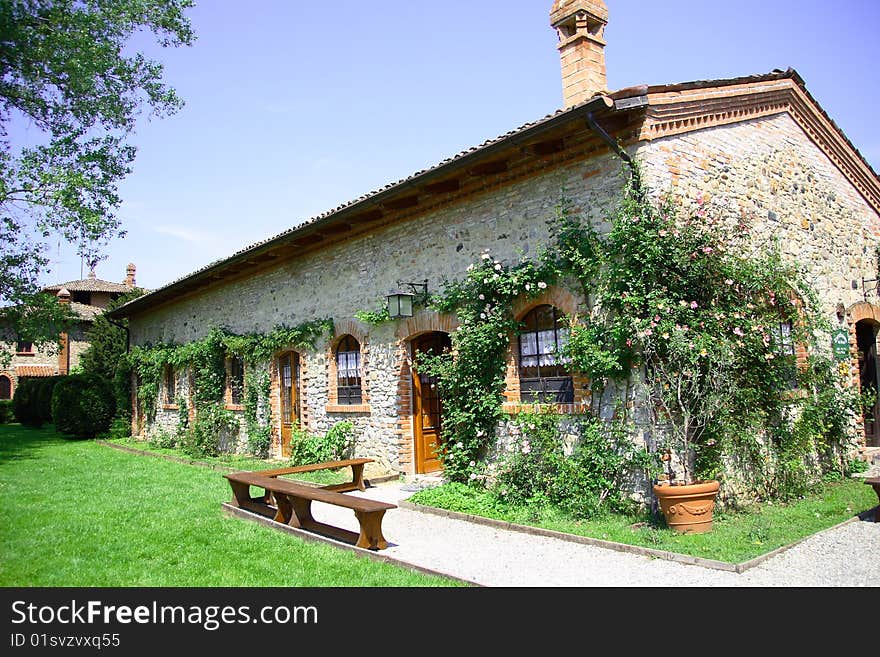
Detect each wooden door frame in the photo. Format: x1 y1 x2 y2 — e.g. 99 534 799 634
410 331 450 474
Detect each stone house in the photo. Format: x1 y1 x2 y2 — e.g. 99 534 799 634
0 264 139 400
109 1 880 479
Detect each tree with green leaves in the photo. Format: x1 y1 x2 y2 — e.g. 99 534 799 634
78 287 144 380
0 0 195 362
77 286 145 423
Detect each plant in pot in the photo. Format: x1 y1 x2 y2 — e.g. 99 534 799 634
642 331 727 533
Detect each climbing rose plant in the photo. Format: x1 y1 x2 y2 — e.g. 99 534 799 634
579 185 825 483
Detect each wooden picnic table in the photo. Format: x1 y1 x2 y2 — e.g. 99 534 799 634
224 465 395 550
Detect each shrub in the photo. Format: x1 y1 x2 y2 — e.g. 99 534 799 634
51 374 116 439
847 457 869 475
35 377 62 422
113 362 132 423
181 405 238 458
99 417 132 441
247 425 272 459
289 420 355 466
0 399 12 423
149 428 179 449
12 379 38 426
492 411 657 519
12 376 62 427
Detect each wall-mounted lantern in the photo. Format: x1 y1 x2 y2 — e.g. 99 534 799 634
386 280 428 319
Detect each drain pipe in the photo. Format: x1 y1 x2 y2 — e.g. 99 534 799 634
584 104 644 199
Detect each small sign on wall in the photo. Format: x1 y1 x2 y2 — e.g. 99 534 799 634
832 328 850 361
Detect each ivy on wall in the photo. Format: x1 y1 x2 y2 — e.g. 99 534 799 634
127 319 333 457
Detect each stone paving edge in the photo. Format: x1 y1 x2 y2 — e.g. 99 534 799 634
399 499 874 574
220 503 481 587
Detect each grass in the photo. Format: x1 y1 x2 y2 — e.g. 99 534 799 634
0 424 461 587
408 478 878 564
102 434 354 487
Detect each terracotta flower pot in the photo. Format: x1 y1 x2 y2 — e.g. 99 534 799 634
653 479 720 534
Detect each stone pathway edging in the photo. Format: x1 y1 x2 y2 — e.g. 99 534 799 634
97 440 238 471
220 502 481 587
399 499 871 574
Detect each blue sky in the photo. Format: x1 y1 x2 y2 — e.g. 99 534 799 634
29 0 880 291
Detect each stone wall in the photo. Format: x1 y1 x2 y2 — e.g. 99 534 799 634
637 112 879 326
68 323 90 371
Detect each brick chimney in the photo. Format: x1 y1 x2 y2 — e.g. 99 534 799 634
550 0 608 109
125 263 136 288
56 288 70 375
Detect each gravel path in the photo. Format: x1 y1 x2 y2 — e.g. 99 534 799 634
303 480 880 587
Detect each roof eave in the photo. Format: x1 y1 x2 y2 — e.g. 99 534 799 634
109 94 616 320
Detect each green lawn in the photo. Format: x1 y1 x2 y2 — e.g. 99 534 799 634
408 477 878 564
102 434 355 487
0 424 462 587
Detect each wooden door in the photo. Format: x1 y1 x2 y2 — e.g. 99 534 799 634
279 352 301 457
412 332 451 473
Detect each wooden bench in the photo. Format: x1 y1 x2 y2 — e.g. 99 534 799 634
225 470 396 550
865 477 880 522
257 457 374 493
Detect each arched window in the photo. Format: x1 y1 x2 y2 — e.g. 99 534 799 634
335 335 362 405
518 305 573 403
0 375 11 400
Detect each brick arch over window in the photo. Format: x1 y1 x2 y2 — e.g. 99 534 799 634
844 302 880 391
848 301 880 325
503 286 591 413
0 374 11 400
511 287 581 320
326 324 371 413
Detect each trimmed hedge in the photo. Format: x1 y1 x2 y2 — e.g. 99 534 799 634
51 374 115 439
0 399 12 424
12 377 63 427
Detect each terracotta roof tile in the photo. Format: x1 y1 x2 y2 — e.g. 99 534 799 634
43 279 131 294
16 365 57 377
69 302 102 321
